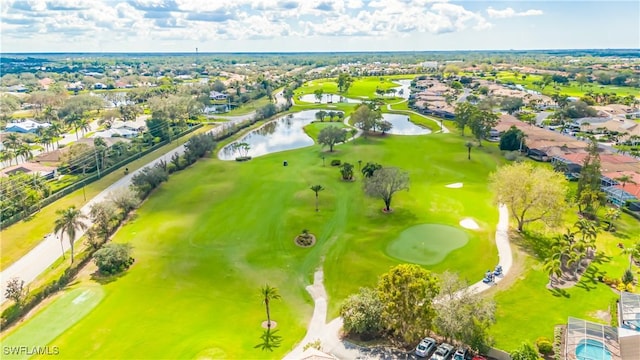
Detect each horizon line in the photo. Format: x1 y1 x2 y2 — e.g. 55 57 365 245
2 48 640 56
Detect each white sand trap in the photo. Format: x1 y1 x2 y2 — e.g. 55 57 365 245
460 218 480 230
446 182 463 188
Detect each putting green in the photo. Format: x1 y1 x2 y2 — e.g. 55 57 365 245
385 224 469 265
0 286 104 360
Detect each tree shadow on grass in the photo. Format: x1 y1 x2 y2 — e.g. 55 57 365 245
611 231 630 240
90 270 128 285
575 266 603 292
548 287 570 298
513 230 554 260
592 251 612 265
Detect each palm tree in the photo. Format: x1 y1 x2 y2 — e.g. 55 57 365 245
465 141 473 160
544 254 563 287
604 208 621 232
615 174 636 189
54 206 88 263
77 117 92 137
3 133 21 151
64 113 82 140
15 143 33 163
48 122 63 147
310 184 325 212
260 284 281 329
622 242 640 270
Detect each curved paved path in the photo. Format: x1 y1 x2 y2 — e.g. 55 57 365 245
284 204 511 360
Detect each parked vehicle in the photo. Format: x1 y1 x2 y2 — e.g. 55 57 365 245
429 343 455 360
453 348 470 360
415 337 437 358
472 355 487 360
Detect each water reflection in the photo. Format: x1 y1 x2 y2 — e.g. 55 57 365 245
298 94 362 104
393 80 412 99
218 111 318 160
382 113 431 135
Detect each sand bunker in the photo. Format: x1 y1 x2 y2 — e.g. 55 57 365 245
459 218 480 230
445 182 463 188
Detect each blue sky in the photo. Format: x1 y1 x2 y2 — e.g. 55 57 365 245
1 0 638 52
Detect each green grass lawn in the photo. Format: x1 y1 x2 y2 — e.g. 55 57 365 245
489 208 640 351
0 125 214 271
295 76 404 100
496 71 640 98
15 126 503 359
303 121 348 141
224 97 271 116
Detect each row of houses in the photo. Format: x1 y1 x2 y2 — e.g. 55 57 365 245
495 115 640 207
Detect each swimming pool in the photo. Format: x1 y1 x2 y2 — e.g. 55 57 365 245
575 338 612 360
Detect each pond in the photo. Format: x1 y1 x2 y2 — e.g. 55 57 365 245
298 93 362 104
218 110 318 160
392 79 412 99
382 113 431 135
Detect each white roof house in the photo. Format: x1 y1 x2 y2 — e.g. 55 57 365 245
5 120 51 133
92 128 138 138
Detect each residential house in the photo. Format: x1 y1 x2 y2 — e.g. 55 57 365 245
94 83 107 90
92 128 138 138
209 91 228 100
38 78 54 90
7 84 28 93
0 162 57 179
5 119 51 133
66 81 84 91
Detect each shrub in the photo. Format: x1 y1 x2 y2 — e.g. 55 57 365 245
131 165 168 197
330 159 341 166
536 337 553 355
93 243 134 275
616 283 626 291
622 268 635 285
626 283 635 292
610 299 619 327
167 163 177 174
340 287 383 339
504 151 523 162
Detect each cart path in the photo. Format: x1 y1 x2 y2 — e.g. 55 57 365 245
283 204 510 359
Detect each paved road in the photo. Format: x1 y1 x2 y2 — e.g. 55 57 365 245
284 204 510 360
0 120 247 304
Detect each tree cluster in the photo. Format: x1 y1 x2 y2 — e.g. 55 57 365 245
341 265 495 350
454 102 498 146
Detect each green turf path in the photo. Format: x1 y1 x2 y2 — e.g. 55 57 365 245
0 287 104 360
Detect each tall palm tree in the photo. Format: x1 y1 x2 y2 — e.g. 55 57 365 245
465 141 473 160
48 122 63 147
574 219 598 256
310 185 325 212
260 284 281 329
54 206 88 263
77 117 92 137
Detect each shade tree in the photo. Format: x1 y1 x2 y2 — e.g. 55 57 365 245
364 167 409 212
490 162 567 232
317 126 347 152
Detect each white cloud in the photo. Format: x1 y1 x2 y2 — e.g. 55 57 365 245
486 7 543 19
